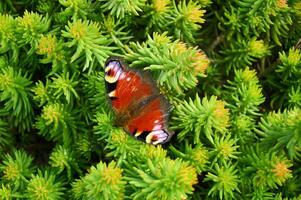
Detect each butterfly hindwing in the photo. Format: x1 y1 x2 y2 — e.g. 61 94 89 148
104 57 173 145
125 96 172 145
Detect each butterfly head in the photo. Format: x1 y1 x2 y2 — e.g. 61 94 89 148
145 129 173 145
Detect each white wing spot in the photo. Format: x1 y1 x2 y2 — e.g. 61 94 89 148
153 124 162 130
120 73 126 80
126 77 131 81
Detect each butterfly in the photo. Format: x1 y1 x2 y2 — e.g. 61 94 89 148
104 56 174 145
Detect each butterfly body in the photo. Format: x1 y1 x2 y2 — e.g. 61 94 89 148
104 57 173 145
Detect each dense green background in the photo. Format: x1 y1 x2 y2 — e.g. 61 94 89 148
0 0 301 199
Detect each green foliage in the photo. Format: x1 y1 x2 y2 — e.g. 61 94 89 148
49 145 81 180
100 0 146 19
58 0 93 20
35 103 78 146
0 0 300 199
72 161 125 200
217 0 293 45
0 183 22 200
267 48 301 108
277 48 301 81
50 72 79 104
170 0 206 43
31 80 50 106
205 162 240 200
16 11 51 55
125 32 210 94
26 170 65 200
0 149 34 190
77 135 95 161
257 108 301 160
0 14 18 62
125 157 197 200
100 16 133 52
170 142 209 173
240 146 293 190
145 0 172 34
36 34 68 73
224 67 265 117
211 134 240 165
171 94 230 144
105 129 142 163
82 73 108 119
93 111 115 141
62 19 115 73
0 120 13 151
0 67 33 132
219 39 270 73
288 85 301 108
231 114 255 143
145 0 206 44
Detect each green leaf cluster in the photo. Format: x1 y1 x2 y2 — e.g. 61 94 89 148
0 0 301 199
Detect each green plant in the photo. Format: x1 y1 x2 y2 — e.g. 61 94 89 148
0 0 300 199
0 149 34 190
26 170 65 200
0 67 33 132
72 161 125 200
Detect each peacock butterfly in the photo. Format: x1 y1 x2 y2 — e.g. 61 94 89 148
104 56 174 145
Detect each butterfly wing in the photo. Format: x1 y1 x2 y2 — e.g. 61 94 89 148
104 57 155 112
104 57 173 145
124 96 174 145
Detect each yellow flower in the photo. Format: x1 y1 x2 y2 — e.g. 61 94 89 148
294 2 301 18
171 42 210 75
241 68 257 82
287 48 301 66
153 0 170 13
287 108 301 126
178 162 198 187
0 73 13 89
220 143 234 158
42 104 61 124
172 42 187 56
276 0 288 9
153 32 171 45
190 146 208 167
272 162 291 177
111 129 128 144
183 2 205 24
192 51 210 74
18 11 36 28
70 21 87 39
249 39 269 56
103 162 123 185
3 164 19 181
33 83 47 97
0 14 15 34
272 160 292 184
140 145 167 161
213 100 230 130
37 35 56 55
69 20 100 40
248 83 263 99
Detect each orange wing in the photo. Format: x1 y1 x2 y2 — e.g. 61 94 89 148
124 97 173 145
104 57 173 145
111 70 154 112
